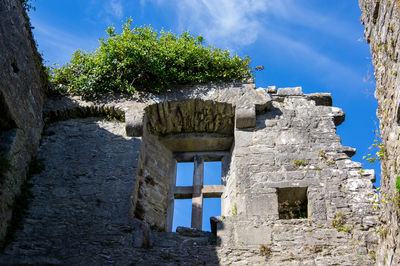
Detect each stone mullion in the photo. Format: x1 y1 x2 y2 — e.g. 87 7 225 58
167 160 177 232
191 155 204 230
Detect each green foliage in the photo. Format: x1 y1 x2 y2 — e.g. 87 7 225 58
293 160 308 167
278 200 307 219
50 19 257 97
332 212 350 233
369 250 377 261
363 139 386 164
396 176 400 193
259 244 271 258
232 203 237 216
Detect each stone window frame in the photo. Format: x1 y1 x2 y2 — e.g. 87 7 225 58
167 151 229 232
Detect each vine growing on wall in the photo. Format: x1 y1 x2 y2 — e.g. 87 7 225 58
49 18 262 97
363 139 386 164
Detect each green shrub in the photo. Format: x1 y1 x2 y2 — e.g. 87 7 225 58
293 160 308 167
396 176 400 193
50 19 258 97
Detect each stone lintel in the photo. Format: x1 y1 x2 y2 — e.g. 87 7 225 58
160 134 233 152
174 151 230 162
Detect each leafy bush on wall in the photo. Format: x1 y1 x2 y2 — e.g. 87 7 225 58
50 19 258 97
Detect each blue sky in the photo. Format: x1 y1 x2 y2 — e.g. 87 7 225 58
29 0 380 230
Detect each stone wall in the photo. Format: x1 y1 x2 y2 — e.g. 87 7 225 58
360 0 400 264
215 88 378 264
0 84 380 265
130 122 174 231
0 0 47 240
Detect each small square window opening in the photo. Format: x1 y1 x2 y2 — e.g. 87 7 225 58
277 187 308 219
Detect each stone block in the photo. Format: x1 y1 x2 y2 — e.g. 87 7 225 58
125 111 144 137
329 107 345 126
235 225 272 246
235 106 256 129
246 193 278 217
310 200 327 220
306 93 332 106
277 87 303 96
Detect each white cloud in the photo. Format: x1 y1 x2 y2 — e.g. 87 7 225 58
141 0 268 48
141 0 360 49
109 0 124 18
179 0 268 47
264 0 360 42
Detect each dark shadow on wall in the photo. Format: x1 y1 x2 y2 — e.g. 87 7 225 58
0 90 17 179
1 117 141 263
0 116 220 265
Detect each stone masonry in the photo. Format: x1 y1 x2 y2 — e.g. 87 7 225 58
0 0 47 240
0 1 382 264
1 83 379 265
360 0 400 264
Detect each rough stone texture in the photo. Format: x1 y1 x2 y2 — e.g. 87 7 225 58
0 0 46 240
217 94 378 264
145 99 235 136
130 87 378 264
0 84 379 265
130 120 174 231
360 0 400 264
1 118 145 264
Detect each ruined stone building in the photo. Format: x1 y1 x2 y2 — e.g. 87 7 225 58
0 0 386 265
360 0 400 264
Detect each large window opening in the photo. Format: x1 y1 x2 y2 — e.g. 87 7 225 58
169 153 226 232
277 187 308 219
176 162 194 186
202 198 221 232
172 199 192 232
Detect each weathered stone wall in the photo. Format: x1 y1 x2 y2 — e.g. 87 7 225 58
360 0 400 264
130 121 174 231
216 88 378 264
0 84 379 265
0 0 47 240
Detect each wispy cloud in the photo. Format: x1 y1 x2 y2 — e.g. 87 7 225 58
178 0 268 47
141 0 268 48
31 20 98 65
141 0 360 51
263 27 367 89
264 0 361 42
108 0 124 18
